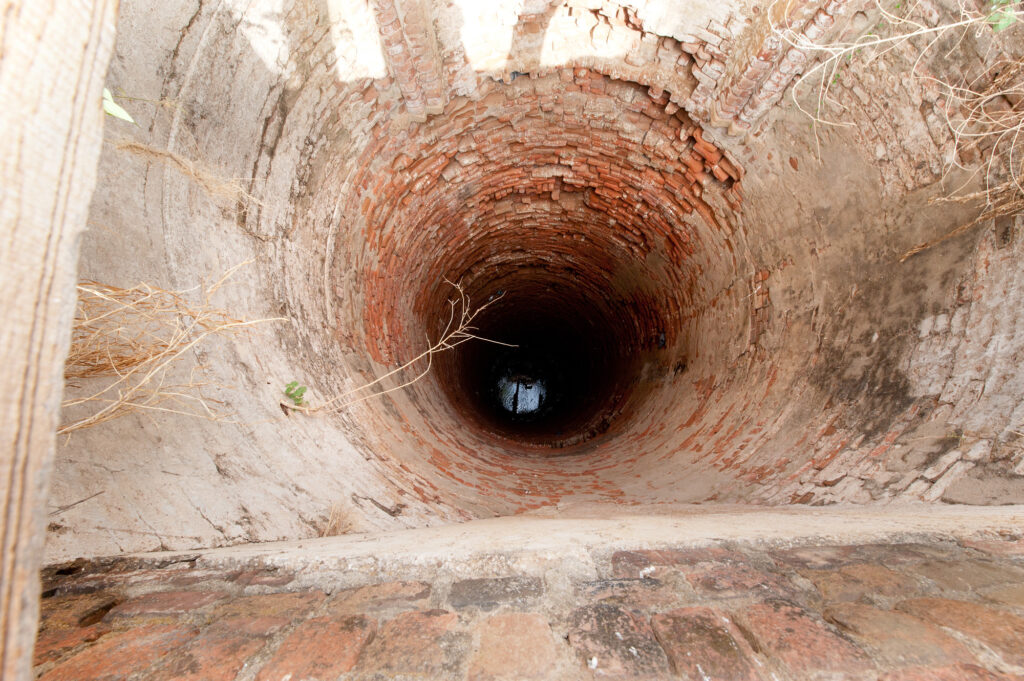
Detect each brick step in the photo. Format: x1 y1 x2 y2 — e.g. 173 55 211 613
34 511 1024 680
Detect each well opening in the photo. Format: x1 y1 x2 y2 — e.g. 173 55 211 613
45 0 1024 562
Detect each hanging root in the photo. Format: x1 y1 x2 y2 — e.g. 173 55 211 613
292 280 516 415
116 140 262 207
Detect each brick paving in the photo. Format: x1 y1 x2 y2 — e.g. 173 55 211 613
34 535 1024 680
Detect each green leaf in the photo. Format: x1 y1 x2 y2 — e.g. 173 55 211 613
988 7 1017 31
102 88 135 123
284 381 307 405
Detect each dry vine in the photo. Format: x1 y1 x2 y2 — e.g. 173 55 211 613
289 280 515 415
770 0 1023 258
60 263 282 435
116 140 263 208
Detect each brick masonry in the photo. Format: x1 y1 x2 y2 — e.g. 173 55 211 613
34 534 1024 680
49 0 1024 568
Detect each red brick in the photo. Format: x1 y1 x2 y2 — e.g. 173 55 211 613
106 590 226 618
39 593 120 629
34 624 110 666
567 603 670 679
35 592 120 665
651 607 762 681
578 578 681 610
906 559 1024 592
685 561 798 599
329 580 430 614
211 591 325 621
802 563 922 602
897 598 1024 667
772 544 941 570
739 601 873 677
354 609 462 677
468 612 556 681
824 603 974 667
39 624 197 681
145 618 279 681
145 593 324 681
255 615 376 681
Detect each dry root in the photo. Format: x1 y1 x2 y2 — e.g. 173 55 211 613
771 0 1023 258
903 57 1024 260
60 263 281 435
116 141 262 207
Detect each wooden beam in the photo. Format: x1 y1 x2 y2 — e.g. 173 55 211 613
0 2 117 679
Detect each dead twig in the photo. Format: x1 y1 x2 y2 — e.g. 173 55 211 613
292 280 515 415
48 491 105 517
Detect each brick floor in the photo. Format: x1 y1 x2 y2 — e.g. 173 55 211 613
33 536 1024 680
897 598 1024 668
468 612 557 681
39 625 197 681
567 603 670 679
651 607 761 680
823 603 974 667
738 601 874 678
255 615 376 681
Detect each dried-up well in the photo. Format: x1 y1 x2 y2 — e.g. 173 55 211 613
51 0 1024 560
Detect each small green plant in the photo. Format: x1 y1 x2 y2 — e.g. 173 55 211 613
102 88 135 123
988 0 1019 32
284 381 307 406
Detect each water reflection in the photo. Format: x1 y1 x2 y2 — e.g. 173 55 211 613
496 374 546 415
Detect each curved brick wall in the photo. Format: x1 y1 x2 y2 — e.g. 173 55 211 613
48 0 1024 559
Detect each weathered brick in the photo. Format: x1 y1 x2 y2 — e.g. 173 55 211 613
255 615 376 681
685 561 798 599
354 609 463 677
906 559 1024 592
145 615 283 681
448 576 543 611
739 601 873 677
468 612 556 681
824 603 974 667
772 543 943 570
567 603 671 679
38 592 120 629
231 568 296 587
106 590 226 618
963 537 1024 558
878 663 1020 680
981 582 1024 608
210 590 325 621
34 624 110 666
578 578 680 610
146 593 323 681
897 598 1024 667
651 607 762 681
329 580 431 614
39 624 197 681
610 547 739 578
803 563 922 602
